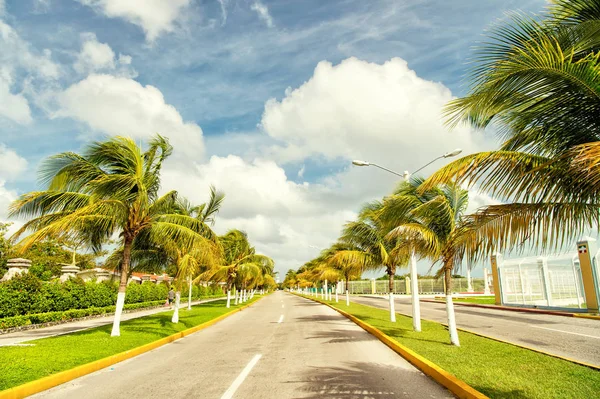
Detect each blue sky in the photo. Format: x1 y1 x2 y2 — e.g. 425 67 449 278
0 0 548 278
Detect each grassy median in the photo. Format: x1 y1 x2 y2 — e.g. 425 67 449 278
314 296 600 399
0 297 259 390
435 296 496 305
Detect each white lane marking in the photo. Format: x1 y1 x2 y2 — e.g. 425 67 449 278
530 325 600 339
278 315 284 323
221 354 262 399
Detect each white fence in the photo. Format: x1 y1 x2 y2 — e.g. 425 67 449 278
340 278 488 295
497 254 586 309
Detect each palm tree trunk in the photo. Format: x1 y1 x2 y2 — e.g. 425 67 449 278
388 269 396 322
226 290 231 308
110 237 132 337
172 291 181 323
345 277 350 306
444 265 460 346
188 277 192 310
335 281 339 303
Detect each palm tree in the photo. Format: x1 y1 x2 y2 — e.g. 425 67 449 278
423 1 600 258
324 243 366 306
10 135 209 336
383 180 471 346
198 230 273 307
338 202 409 322
174 188 225 310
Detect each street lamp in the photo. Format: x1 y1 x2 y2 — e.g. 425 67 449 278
351 148 462 332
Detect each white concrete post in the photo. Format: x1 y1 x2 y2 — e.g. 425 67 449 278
538 257 553 307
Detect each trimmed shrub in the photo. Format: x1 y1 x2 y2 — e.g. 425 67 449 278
0 273 223 319
0 300 167 330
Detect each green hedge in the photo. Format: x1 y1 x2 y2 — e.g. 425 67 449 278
0 300 165 329
0 273 224 318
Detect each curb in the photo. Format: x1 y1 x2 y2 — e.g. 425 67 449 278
292 293 488 399
0 297 264 399
424 299 600 320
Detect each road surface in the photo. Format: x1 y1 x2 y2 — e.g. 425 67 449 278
33 292 451 399
351 295 600 367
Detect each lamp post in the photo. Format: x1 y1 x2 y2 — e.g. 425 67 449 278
351 148 462 332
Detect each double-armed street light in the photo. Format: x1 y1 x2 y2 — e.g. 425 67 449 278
351 148 463 331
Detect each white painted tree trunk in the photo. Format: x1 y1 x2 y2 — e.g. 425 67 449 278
188 279 192 310
234 290 239 305
110 291 126 337
466 263 474 293
324 280 328 301
243 289 246 302
410 250 421 332
389 292 396 322
250 289 255 299
446 295 460 346
226 290 231 308
171 292 181 323
346 290 349 306
335 287 339 303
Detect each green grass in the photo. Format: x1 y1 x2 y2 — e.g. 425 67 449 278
0 297 260 390
316 296 600 399
435 296 497 305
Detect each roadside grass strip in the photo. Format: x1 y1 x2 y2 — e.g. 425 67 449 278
0 297 262 393
308 296 600 399
435 296 496 305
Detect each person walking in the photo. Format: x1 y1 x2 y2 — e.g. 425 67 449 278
168 287 175 308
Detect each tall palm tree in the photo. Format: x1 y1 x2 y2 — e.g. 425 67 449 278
338 202 409 322
174 188 225 311
383 181 470 346
424 1 600 258
10 135 208 336
198 230 273 307
324 243 366 306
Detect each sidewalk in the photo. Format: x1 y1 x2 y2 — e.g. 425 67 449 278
0 297 225 346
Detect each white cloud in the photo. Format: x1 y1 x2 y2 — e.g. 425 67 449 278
0 20 60 80
217 0 229 25
261 57 491 170
78 0 191 41
160 154 357 275
74 33 116 73
251 1 274 28
33 0 51 13
55 74 204 159
0 144 27 181
0 68 32 125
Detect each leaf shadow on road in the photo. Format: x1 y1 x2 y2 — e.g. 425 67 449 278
289 361 450 399
305 329 377 344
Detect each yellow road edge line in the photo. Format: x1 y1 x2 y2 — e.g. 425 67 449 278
573 313 600 320
292 293 488 399
357 295 600 371
0 296 266 399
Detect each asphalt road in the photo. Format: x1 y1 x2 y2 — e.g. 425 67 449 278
33 292 452 399
351 295 600 367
